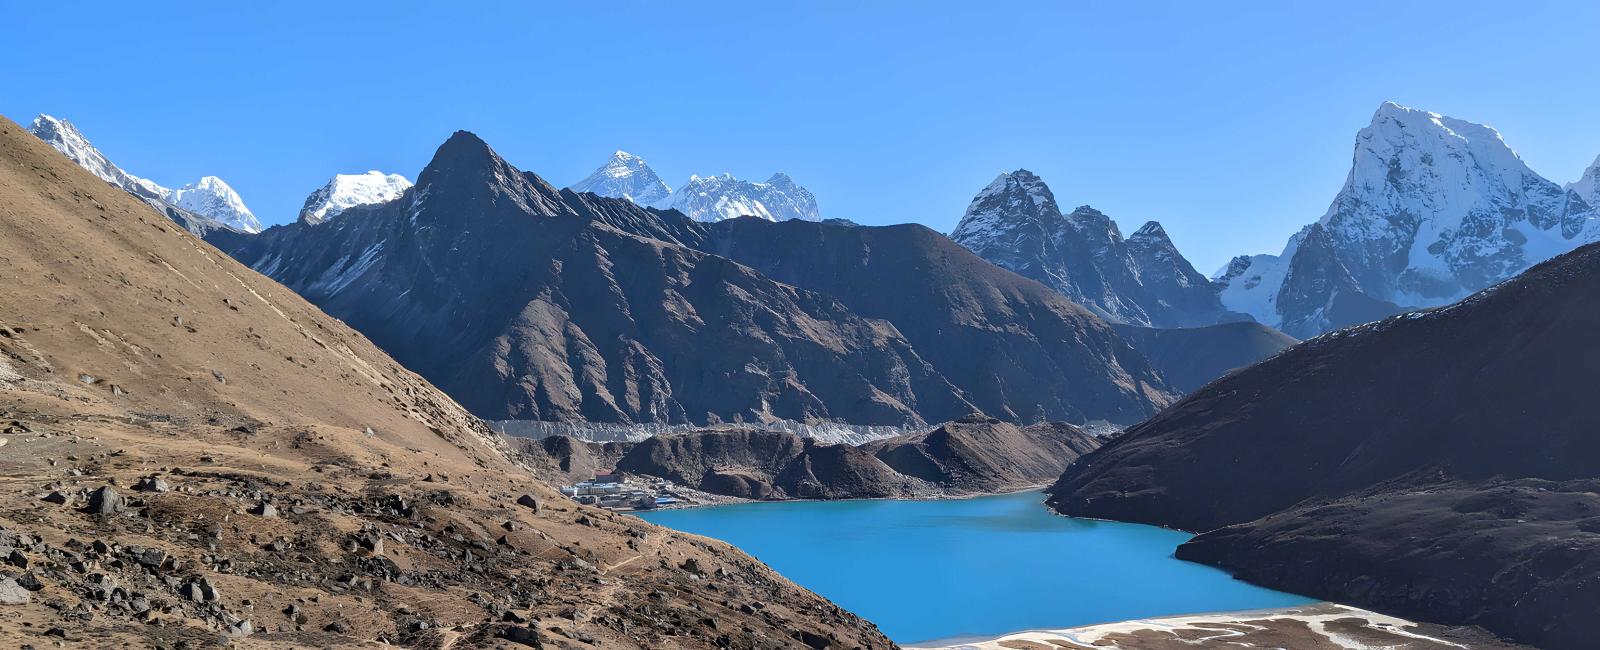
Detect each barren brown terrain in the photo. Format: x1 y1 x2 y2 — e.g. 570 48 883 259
0 116 893 648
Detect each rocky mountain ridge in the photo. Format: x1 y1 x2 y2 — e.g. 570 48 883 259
949 169 1247 328
210 131 1179 431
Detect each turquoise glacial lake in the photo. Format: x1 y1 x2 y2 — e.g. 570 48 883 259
637 490 1314 644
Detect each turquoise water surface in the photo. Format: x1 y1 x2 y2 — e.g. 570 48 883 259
637 490 1313 644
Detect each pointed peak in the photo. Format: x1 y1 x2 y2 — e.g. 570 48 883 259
30 113 73 132
765 172 794 186
417 130 511 187
1131 221 1170 240
1068 204 1105 216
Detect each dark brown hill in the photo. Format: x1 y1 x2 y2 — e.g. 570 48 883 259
1111 321 1297 393
1048 242 1600 650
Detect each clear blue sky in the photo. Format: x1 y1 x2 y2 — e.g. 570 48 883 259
7 1 1598 272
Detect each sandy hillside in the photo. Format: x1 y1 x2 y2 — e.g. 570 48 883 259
0 115 892 649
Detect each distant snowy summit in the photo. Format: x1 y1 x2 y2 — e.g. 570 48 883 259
666 172 820 223
1215 101 1600 337
569 150 821 222
28 114 263 234
569 150 672 207
1568 154 1600 209
298 171 413 225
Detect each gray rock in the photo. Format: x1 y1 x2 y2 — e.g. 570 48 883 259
86 486 125 514
250 502 277 517
134 476 170 492
0 577 30 605
515 494 540 513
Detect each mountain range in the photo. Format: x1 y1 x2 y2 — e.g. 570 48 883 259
570 149 821 222
207 132 1184 432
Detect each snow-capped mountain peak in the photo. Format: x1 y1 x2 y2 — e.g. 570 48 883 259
569 150 672 207
1568 154 1600 207
568 150 821 223
28 114 172 203
27 114 263 234
665 171 820 223
949 170 1061 245
298 171 413 225
171 176 261 233
1217 102 1600 335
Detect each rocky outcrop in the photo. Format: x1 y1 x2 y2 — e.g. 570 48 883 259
949 170 1246 328
1049 240 1600 650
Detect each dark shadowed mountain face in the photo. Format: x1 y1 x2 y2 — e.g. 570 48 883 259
948 170 1248 328
1110 322 1297 393
702 217 1179 425
528 415 1100 500
1275 223 1403 338
1048 242 1600 650
212 132 1177 429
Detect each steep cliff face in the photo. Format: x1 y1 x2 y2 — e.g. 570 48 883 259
1050 240 1600 650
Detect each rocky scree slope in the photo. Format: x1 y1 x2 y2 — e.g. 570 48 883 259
0 116 892 649
1049 240 1600 650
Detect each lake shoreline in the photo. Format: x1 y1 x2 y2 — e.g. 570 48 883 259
650 482 1054 511
903 602 1535 649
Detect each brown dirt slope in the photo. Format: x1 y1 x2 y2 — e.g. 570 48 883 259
0 116 891 649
